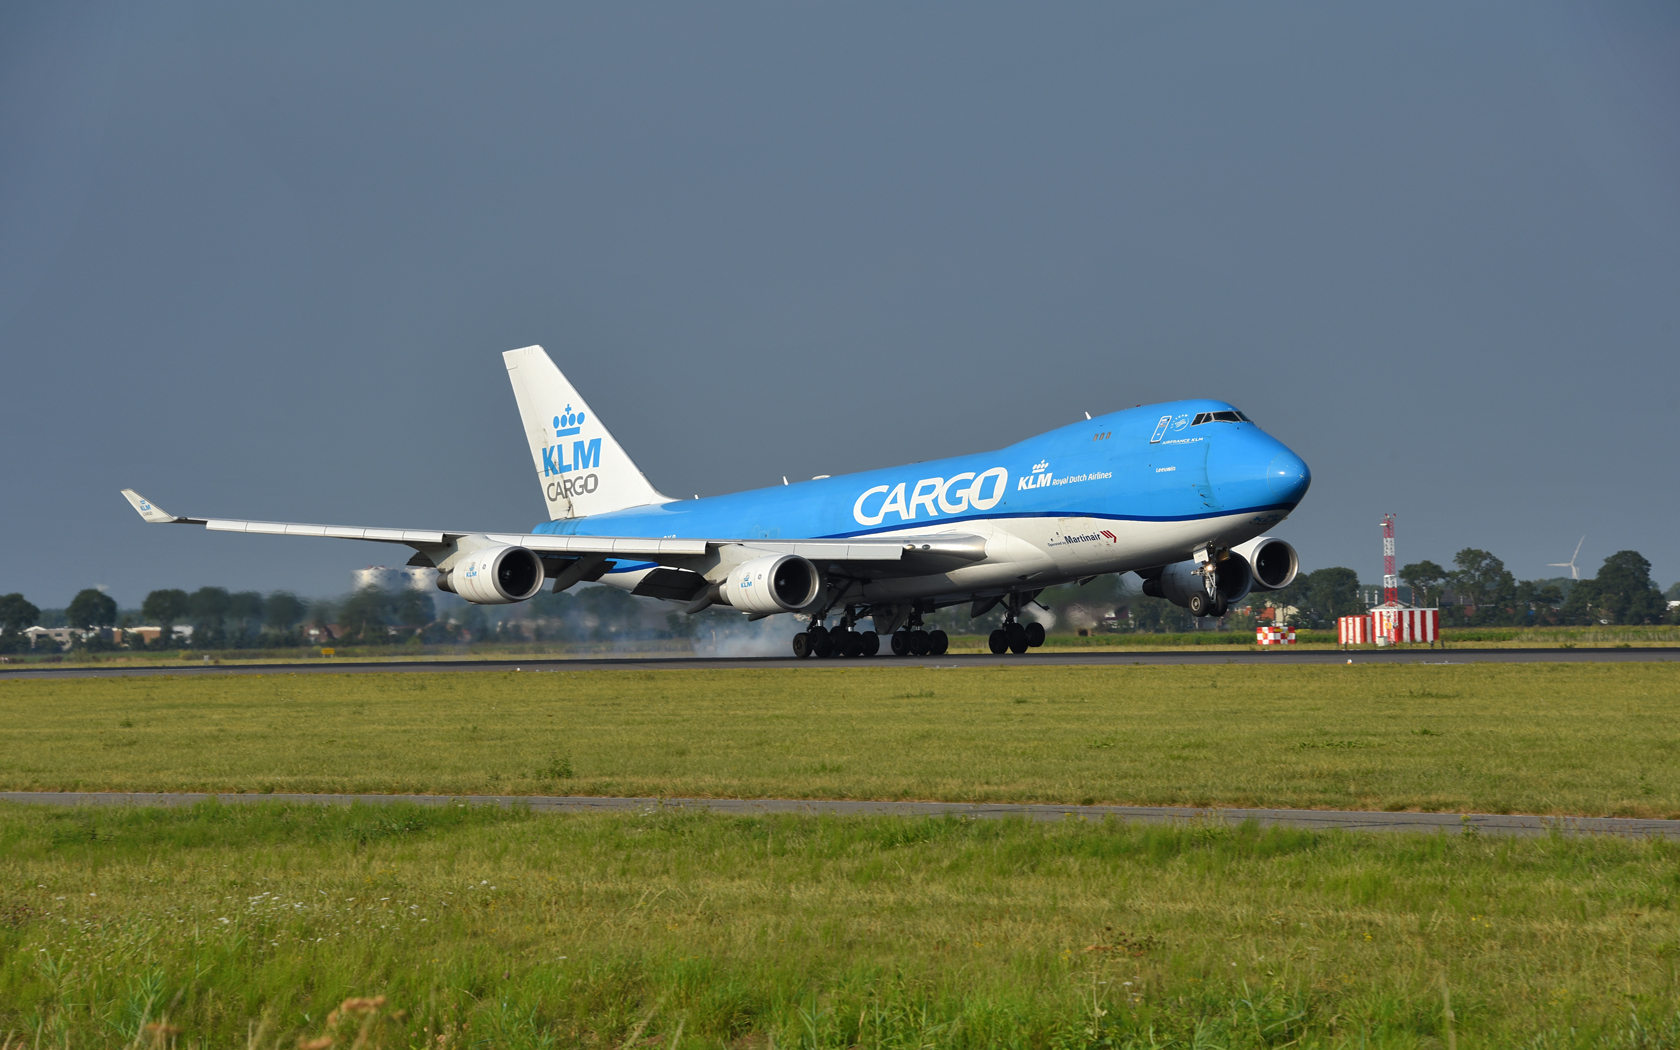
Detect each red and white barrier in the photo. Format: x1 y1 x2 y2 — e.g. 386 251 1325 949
1338 615 1373 645
1373 607 1438 644
1256 625 1296 646
1342 608 1439 646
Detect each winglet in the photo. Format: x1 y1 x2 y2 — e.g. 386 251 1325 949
121 489 183 524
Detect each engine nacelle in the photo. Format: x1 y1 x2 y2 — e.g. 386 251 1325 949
1143 555 1254 610
442 545 545 605
1231 536 1299 591
720 554 822 615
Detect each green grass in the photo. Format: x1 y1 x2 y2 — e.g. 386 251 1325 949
3 665 1679 816
3 801 1679 1049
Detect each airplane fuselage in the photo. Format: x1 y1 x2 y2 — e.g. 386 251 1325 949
540 399 1310 607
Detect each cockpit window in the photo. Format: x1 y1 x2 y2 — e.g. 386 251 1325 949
1191 410 1247 426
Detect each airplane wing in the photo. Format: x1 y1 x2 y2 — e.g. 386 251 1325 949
119 489 988 592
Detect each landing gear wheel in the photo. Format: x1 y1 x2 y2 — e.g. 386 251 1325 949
988 629 1008 654
842 631 864 658
859 630 880 657
892 630 911 656
928 629 949 656
1212 593 1229 618
824 628 849 658
792 632 812 658
1024 622 1046 648
908 629 931 655
1006 622 1029 654
810 626 834 658
1187 592 1210 617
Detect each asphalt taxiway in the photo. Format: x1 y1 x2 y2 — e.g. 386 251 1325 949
1 646 1675 679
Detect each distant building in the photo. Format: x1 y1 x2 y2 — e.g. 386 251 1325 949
25 625 192 649
117 625 194 645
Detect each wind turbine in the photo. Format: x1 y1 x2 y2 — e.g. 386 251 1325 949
1548 536 1585 580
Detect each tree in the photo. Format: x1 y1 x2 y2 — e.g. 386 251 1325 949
1448 549 1516 611
265 591 306 631
187 587 231 645
1269 567 1361 626
1563 551 1666 625
141 589 191 644
1399 561 1447 608
393 589 435 630
67 589 117 629
226 591 265 644
338 587 394 642
1514 579 1565 625
1307 567 1363 622
0 593 39 635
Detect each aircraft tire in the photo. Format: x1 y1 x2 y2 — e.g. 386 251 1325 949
928 629 949 655
892 631 911 656
842 631 864 658
908 630 931 655
1212 593 1229 617
1187 592 1210 617
987 629 1008 654
812 631 835 658
825 630 851 658
1006 622 1028 654
792 632 812 659
859 630 880 656
1024 622 1046 648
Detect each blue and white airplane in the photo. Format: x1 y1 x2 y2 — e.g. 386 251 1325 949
123 345 1310 657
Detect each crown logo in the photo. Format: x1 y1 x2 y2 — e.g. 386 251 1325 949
553 405 585 437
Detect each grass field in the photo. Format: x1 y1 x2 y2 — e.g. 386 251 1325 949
2 664 1679 817
3 800 1679 1049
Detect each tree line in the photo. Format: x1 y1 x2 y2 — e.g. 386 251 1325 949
1237 548 1673 629
1090 547 1675 632
2 545 1674 651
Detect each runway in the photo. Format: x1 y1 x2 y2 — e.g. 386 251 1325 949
2 790 1673 839
2 646 1676 679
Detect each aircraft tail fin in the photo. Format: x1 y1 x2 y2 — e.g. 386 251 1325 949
503 345 673 520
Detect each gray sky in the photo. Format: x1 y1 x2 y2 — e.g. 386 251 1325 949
3 1 1677 607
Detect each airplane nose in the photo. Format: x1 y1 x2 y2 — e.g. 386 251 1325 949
1266 449 1310 503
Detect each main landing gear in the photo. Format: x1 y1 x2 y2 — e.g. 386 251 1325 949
987 593 1046 655
791 607 881 659
790 603 950 659
888 604 948 657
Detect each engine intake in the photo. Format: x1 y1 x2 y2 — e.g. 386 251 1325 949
1230 536 1299 590
721 554 822 615
444 545 545 605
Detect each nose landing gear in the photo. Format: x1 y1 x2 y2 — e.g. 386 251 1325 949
986 592 1046 655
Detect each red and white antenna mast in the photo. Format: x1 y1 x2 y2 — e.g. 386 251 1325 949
1381 513 1398 606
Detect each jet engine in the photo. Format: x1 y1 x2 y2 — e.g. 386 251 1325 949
720 554 822 615
1231 536 1299 591
1142 556 1253 615
439 545 545 605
